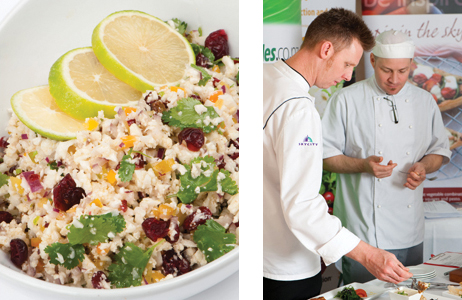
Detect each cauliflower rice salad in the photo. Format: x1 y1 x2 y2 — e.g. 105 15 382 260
0 28 239 288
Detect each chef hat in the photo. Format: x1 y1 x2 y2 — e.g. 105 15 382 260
372 30 415 58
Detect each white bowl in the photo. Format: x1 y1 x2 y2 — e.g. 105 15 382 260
0 0 239 299
389 287 421 300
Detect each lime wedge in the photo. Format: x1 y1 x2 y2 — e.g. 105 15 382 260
10 86 86 140
48 47 142 120
92 10 195 92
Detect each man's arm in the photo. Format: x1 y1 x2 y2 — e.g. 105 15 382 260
323 154 397 178
346 241 412 283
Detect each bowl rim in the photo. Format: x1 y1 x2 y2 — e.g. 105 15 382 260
0 246 238 295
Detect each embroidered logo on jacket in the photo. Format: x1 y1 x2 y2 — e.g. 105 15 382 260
298 135 318 146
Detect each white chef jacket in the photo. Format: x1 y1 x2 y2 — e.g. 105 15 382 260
322 76 452 250
263 60 360 281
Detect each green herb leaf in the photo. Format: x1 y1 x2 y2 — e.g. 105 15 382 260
193 219 236 263
108 240 163 288
168 18 188 35
44 243 85 270
191 44 215 65
67 212 126 245
335 286 361 300
190 64 212 86
0 173 9 188
219 169 239 195
161 98 221 133
118 149 136 182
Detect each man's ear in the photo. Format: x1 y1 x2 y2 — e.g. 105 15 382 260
370 52 375 66
319 41 334 59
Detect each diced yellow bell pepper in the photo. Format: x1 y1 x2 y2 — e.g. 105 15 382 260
152 204 177 220
90 198 103 208
212 65 221 73
152 158 175 178
120 135 136 149
10 177 24 195
214 98 224 109
107 170 117 186
31 237 41 248
151 270 166 283
37 197 49 208
96 243 109 255
84 118 99 131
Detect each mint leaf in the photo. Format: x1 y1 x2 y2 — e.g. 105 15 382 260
67 213 126 245
108 240 163 288
44 243 85 269
193 219 236 263
118 149 136 182
161 98 221 133
0 173 9 188
190 64 212 86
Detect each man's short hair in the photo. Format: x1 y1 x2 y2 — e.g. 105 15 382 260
302 8 374 53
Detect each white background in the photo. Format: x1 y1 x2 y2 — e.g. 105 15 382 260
0 0 257 299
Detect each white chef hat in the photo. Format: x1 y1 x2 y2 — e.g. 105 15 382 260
372 30 415 58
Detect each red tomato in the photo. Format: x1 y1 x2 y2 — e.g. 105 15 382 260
323 191 335 204
355 289 367 298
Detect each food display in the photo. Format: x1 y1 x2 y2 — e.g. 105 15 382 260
447 128 462 150
409 62 462 112
0 9 239 289
447 283 462 297
336 286 367 300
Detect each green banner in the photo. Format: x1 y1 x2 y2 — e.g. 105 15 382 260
263 0 301 24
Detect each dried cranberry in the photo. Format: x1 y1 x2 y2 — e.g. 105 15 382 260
127 119 136 127
0 211 14 223
142 218 169 241
156 147 166 160
196 52 211 68
0 136 9 149
178 128 204 152
165 217 180 244
212 77 221 88
119 200 128 212
183 206 212 232
205 29 229 60
10 239 28 268
133 152 145 169
162 249 191 276
91 271 109 289
216 156 226 170
53 174 86 211
189 94 201 101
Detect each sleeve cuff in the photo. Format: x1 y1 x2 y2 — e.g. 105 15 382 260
317 227 360 265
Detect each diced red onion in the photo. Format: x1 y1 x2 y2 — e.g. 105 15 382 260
235 110 239 122
221 85 226 94
53 208 59 213
119 142 125 148
21 171 43 193
21 134 28 140
45 157 50 163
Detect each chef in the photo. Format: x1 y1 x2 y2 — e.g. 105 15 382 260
322 30 452 284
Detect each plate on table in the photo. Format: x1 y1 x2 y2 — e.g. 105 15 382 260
313 283 388 300
442 291 462 300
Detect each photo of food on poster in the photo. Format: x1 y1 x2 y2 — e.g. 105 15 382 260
362 2 462 202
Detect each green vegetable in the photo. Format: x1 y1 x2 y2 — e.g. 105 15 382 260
161 97 221 133
336 286 361 300
193 219 236 262
169 156 238 204
118 148 136 182
168 18 188 35
108 240 163 288
397 291 408 296
0 173 9 188
67 212 126 245
190 64 212 86
320 170 337 196
44 243 85 270
191 44 215 65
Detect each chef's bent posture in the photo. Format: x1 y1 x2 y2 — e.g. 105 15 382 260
263 9 412 300
322 30 452 284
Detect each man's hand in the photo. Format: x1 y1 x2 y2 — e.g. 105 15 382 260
363 156 397 178
346 241 412 283
403 162 426 190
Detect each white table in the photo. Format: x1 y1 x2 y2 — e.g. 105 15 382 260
0 1 239 299
424 216 462 261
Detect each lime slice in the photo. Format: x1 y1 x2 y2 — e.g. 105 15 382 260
92 10 195 92
10 86 86 140
49 47 142 120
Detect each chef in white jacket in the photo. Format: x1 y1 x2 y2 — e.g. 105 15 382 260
263 9 412 300
322 30 452 284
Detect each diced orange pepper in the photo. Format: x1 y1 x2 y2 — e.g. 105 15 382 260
37 198 49 208
232 117 238 124
10 177 24 195
214 98 224 109
66 206 77 213
212 65 221 73
84 118 99 131
209 90 223 103
150 270 166 283
124 107 137 116
169 86 186 94
107 170 117 186
120 135 136 149
152 204 177 220
96 243 109 255
31 237 41 247
90 198 103 208
152 158 175 178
